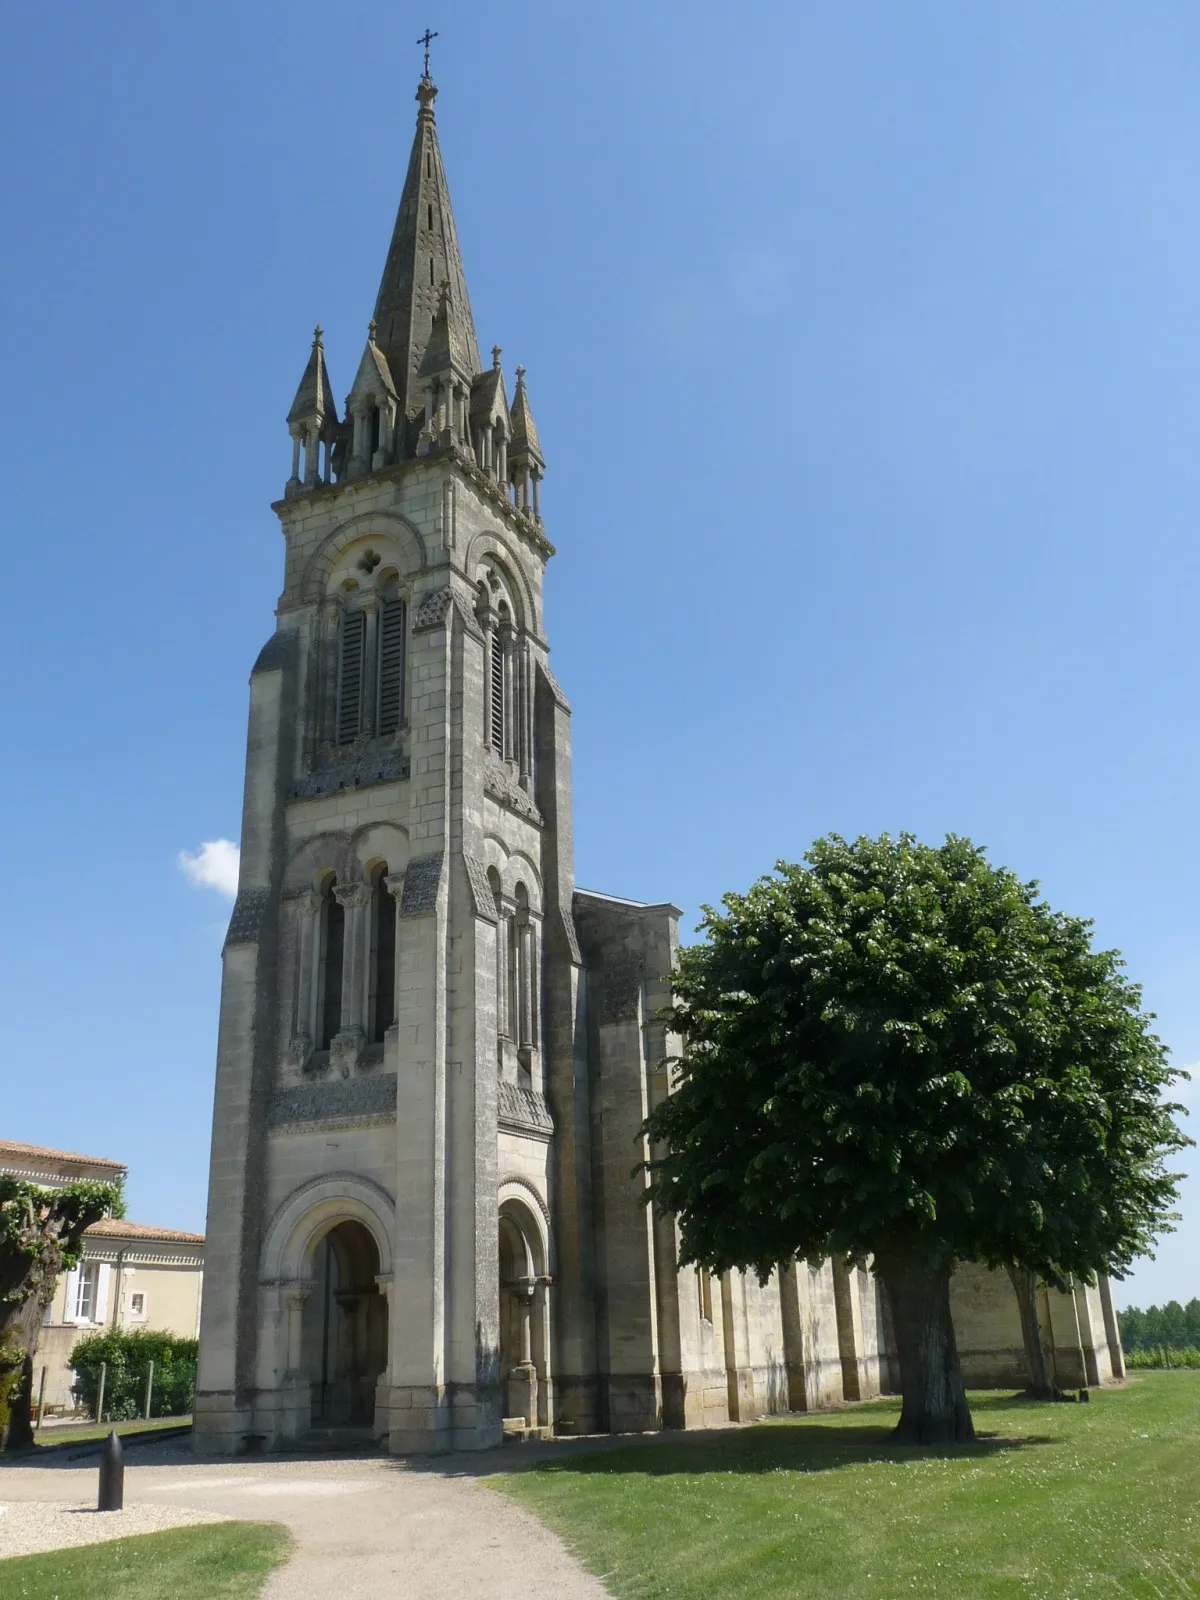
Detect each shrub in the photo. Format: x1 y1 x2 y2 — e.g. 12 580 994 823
70 1329 197 1420
1124 1345 1200 1370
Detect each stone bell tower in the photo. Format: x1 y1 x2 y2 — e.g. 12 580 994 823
194 68 585 1455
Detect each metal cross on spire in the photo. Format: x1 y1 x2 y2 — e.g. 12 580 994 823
417 28 438 78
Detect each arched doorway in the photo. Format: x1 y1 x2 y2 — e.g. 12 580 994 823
498 1200 551 1430
300 1219 388 1426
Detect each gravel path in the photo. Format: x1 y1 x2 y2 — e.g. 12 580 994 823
0 1499 228 1559
0 1442 612 1598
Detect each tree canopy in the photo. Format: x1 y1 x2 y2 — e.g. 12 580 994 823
643 833 1191 1441
0 1174 123 1448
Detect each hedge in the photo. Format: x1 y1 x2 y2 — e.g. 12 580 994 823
70 1329 197 1421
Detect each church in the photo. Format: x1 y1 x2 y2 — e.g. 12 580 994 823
194 69 1124 1455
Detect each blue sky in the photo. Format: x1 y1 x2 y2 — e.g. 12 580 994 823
1 1 1195 1308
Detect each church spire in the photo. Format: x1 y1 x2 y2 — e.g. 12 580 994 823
372 75 481 443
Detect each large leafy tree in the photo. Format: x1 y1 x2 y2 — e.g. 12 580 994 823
0 1176 123 1449
643 834 1190 1444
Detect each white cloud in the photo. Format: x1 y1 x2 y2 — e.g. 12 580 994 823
177 839 240 901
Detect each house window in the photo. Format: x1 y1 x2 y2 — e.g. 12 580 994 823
74 1263 99 1322
698 1269 713 1324
130 1292 146 1319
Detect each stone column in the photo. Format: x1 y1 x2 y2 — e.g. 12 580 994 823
287 891 323 1068
332 882 371 1075
533 1276 553 1429
350 405 367 473
280 1284 314 1442
508 1278 538 1427
374 1273 394 1437
303 423 320 488
287 430 302 490
532 471 541 521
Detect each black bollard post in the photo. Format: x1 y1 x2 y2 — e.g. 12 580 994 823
98 1430 124 1512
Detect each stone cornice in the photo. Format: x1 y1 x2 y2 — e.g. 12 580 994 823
273 449 555 563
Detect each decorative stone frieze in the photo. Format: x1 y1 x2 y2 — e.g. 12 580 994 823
483 757 543 825
267 1072 398 1131
292 745 409 799
463 854 499 921
400 852 444 916
497 1081 555 1141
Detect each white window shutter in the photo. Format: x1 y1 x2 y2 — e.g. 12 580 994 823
63 1267 80 1324
94 1263 111 1325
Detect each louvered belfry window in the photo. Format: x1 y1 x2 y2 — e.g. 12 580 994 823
337 610 367 744
377 598 406 734
489 633 506 755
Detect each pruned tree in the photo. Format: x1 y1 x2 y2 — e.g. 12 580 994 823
0 1175 123 1450
642 833 1190 1444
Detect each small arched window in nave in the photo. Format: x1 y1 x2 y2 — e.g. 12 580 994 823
318 878 344 1051
371 867 396 1043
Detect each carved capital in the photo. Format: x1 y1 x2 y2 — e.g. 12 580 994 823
286 1032 313 1070
330 1026 366 1078
333 881 372 911
384 872 407 904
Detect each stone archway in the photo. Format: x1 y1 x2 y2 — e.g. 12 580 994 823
300 1219 388 1427
498 1198 551 1431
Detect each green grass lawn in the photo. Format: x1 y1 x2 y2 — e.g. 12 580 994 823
0 1522 290 1599
496 1372 1200 1600
32 1415 191 1451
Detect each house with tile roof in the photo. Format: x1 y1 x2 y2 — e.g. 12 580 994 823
0 1141 204 1415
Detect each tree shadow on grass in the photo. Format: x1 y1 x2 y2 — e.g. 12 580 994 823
400 1396 1059 1482
498 1421 1055 1480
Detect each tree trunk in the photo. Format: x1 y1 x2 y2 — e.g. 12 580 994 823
875 1249 975 1445
1 1237 63 1451
1005 1263 1067 1402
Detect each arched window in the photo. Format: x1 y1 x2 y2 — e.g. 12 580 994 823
336 566 412 745
318 878 344 1050
489 607 509 757
488 866 504 1061
513 883 536 1088
370 867 396 1043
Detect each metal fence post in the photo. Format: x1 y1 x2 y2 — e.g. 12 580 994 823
143 1360 154 1420
95 1360 107 1424
34 1366 47 1432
